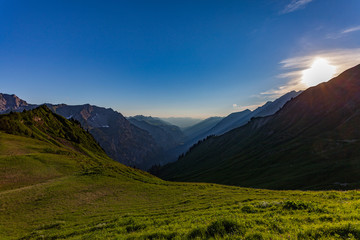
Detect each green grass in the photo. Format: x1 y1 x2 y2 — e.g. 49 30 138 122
1 132 360 239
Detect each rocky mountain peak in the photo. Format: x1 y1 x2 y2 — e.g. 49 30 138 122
0 93 28 112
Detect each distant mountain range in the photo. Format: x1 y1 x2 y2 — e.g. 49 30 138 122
0 90 303 169
0 89 304 170
205 90 302 136
159 117 203 129
158 64 360 190
171 90 301 163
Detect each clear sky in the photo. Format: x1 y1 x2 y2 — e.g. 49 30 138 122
1 0 360 118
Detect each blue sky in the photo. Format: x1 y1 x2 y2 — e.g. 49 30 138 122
1 0 360 118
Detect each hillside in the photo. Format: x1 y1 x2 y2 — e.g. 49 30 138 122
47 104 162 169
2 106 360 239
158 64 360 190
0 105 159 193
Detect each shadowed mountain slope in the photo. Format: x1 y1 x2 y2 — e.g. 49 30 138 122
158 65 360 190
47 104 162 169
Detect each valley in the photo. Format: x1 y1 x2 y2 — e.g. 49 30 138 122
1 109 360 239
0 89 302 171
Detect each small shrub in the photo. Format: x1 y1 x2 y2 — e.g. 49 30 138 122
188 227 206 239
283 201 311 210
241 205 257 213
269 222 284 234
245 232 264 240
126 223 146 233
319 215 334 222
206 219 244 237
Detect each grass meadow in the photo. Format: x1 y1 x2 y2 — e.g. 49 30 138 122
1 132 360 239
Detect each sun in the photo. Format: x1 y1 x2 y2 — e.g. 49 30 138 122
301 58 337 87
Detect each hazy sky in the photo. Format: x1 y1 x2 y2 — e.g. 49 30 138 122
1 0 360 118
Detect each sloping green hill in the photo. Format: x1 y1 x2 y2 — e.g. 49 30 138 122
0 105 104 158
0 106 158 191
2 106 360 239
158 64 360 190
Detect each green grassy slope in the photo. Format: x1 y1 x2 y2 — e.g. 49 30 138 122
158 64 360 190
1 106 360 239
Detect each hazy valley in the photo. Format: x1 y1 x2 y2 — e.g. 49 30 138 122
0 88 302 171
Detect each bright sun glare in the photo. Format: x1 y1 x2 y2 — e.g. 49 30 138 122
302 58 337 87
